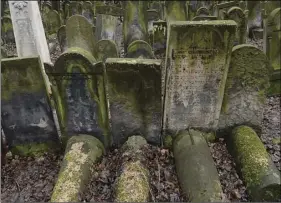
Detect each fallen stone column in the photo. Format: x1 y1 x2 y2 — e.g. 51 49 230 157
228 125 281 201
173 130 223 202
115 136 150 202
51 135 104 202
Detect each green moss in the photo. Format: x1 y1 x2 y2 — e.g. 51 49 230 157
232 126 270 187
1 57 46 101
272 137 281 145
203 132 217 143
165 1 187 21
164 135 173 149
10 142 60 157
267 80 281 96
115 161 150 202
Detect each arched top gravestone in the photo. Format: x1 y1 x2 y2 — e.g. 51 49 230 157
57 25 67 53
82 1 94 24
66 15 95 56
219 45 271 132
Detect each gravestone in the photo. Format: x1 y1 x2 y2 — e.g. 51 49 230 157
264 8 280 70
82 1 94 24
69 1 82 16
57 25 67 52
213 1 239 20
152 20 167 56
1 16 15 44
218 45 270 132
1 56 59 148
8 1 52 92
165 1 187 22
147 9 159 46
196 7 210 17
105 58 162 146
225 6 248 45
163 20 237 135
192 16 217 21
66 15 95 55
247 1 263 39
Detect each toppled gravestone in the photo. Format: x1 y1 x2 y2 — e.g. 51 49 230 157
1 56 59 155
162 20 237 135
218 45 271 133
173 129 223 202
51 134 104 202
105 1 162 146
115 136 150 202
228 126 281 201
46 15 110 148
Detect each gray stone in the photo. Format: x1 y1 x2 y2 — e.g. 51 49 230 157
163 20 237 135
152 20 167 55
82 1 94 24
147 9 159 46
247 1 263 39
225 6 248 45
46 47 110 148
1 56 59 147
213 1 239 20
219 45 271 132
164 1 187 21
196 6 210 17
105 58 162 146
57 25 67 53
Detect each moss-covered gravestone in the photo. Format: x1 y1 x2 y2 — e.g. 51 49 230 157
1 56 59 155
213 1 239 20
163 21 237 135
164 1 187 22
247 1 263 39
225 7 248 45
94 5 122 61
105 58 162 146
57 25 67 53
264 8 280 71
147 9 159 46
1 16 15 44
219 45 271 132
196 7 210 17
152 20 167 55
82 1 94 24
66 15 95 55
69 1 83 16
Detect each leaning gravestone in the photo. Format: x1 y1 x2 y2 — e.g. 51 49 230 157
163 20 237 135
46 15 110 148
218 45 271 132
1 56 59 149
8 1 52 92
225 6 248 45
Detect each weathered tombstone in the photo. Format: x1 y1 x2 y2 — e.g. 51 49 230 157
51 1 61 12
163 20 237 135
152 20 167 56
46 15 110 148
147 9 159 46
42 2 52 22
164 1 187 22
264 8 280 71
187 0 199 21
192 15 218 21
218 45 271 132
69 1 83 16
66 15 95 55
213 1 239 20
82 1 94 24
1 56 59 150
196 7 210 17
247 1 263 39
1 0 10 18
225 6 248 45
94 5 123 61
105 1 162 146
1 16 15 44
8 1 52 92
57 25 67 52
148 1 164 20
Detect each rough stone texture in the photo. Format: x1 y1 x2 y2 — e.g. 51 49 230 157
51 134 104 202
95 39 118 62
123 1 148 53
48 47 110 148
219 45 271 132
115 136 150 202
57 25 67 53
1 16 15 44
105 58 162 146
95 13 118 42
228 126 281 201
1 56 59 150
173 130 223 202
95 5 123 17
163 21 237 135
247 1 262 38
82 1 94 25
66 15 95 55
192 16 218 21
165 1 187 21
225 7 247 45
147 9 159 46
264 8 280 71
126 40 154 59
268 70 281 96
152 20 167 55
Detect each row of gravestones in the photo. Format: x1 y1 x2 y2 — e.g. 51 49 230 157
1 1 275 153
